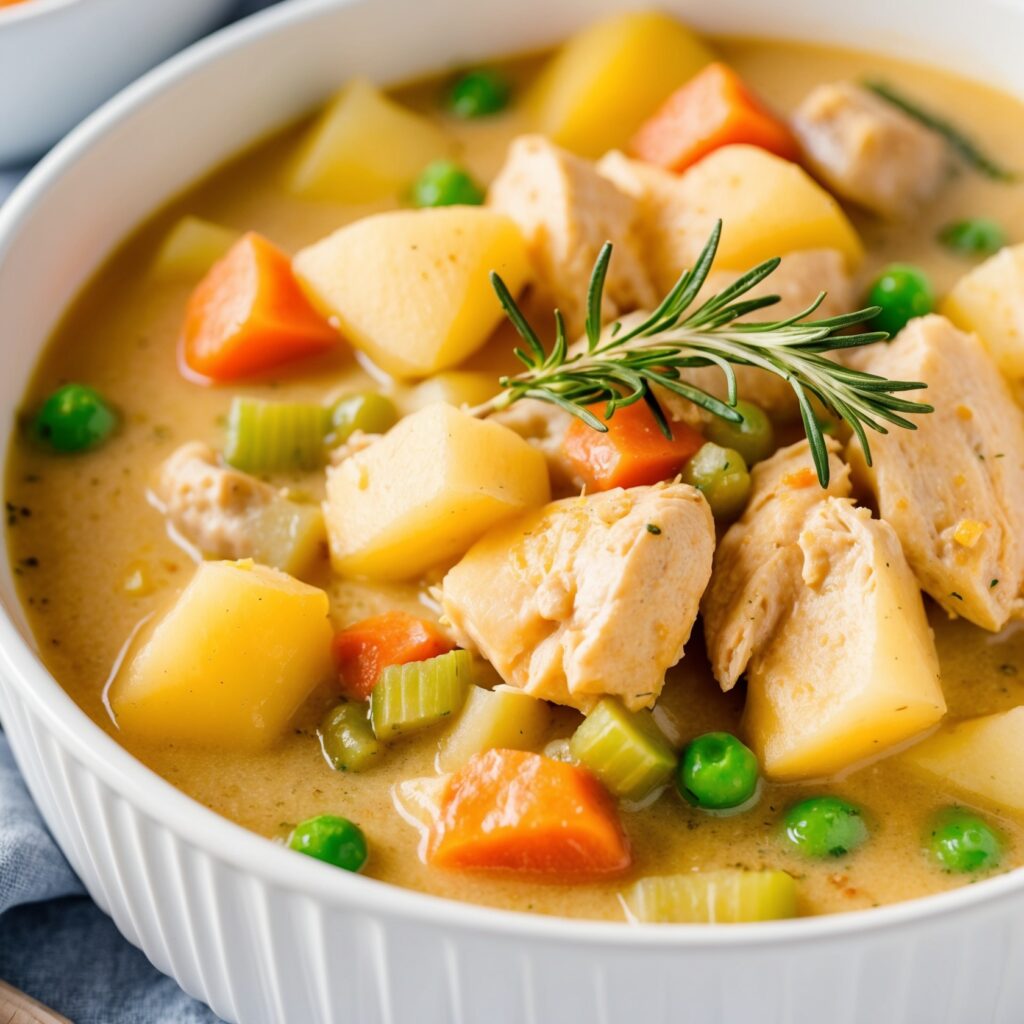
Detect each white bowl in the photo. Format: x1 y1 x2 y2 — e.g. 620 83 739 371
0 0 237 165
3 1 1024 1021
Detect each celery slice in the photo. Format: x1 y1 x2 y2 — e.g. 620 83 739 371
320 703 379 771
625 869 798 924
224 397 330 473
371 649 473 741
569 698 676 800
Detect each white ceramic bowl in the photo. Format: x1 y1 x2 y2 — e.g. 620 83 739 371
0 0 237 165
3 1 1024 1021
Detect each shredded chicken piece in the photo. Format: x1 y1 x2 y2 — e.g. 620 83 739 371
849 314 1024 630
442 483 715 711
488 135 656 336
702 438 851 690
792 82 950 219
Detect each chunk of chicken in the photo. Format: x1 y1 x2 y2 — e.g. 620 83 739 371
848 315 1024 630
792 82 949 219
442 483 715 711
743 498 945 779
702 438 852 690
156 442 277 558
488 135 656 336
154 443 325 576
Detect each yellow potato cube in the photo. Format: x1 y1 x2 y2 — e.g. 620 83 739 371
398 371 499 415
110 560 332 751
942 244 1024 379
526 11 714 158
294 207 530 377
291 77 450 202
901 707 1024 813
672 144 864 271
743 501 945 780
437 684 551 771
151 215 238 280
324 403 550 580
248 498 326 580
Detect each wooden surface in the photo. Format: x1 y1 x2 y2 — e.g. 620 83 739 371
0 981 71 1024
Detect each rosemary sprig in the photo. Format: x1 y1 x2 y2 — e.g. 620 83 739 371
468 220 934 487
864 80 1017 183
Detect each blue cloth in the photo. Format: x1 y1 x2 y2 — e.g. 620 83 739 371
0 2 279 1019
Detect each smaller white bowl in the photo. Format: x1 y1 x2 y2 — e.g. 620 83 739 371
0 0 239 166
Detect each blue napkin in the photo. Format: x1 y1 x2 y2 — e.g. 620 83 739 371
1 2 280 1020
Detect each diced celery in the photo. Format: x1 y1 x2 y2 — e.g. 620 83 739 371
152 215 238 280
437 684 551 771
224 397 330 473
569 698 676 800
328 392 398 445
624 869 798 924
371 649 473 741
319 703 379 771
248 498 326 578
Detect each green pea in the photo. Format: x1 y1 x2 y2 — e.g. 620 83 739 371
411 160 484 208
938 218 1006 258
704 400 775 466
289 814 368 872
31 383 117 453
927 807 1003 873
782 796 868 859
447 69 511 118
329 392 397 445
677 732 759 810
866 264 934 337
681 442 751 520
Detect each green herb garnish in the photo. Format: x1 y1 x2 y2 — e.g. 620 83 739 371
470 220 933 488
864 80 1016 182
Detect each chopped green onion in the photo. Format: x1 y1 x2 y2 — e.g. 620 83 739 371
370 649 473 741
569 698 677 801
938 218 1007 257
224 396 330 473
319 703 379 772
328 392 397 445
624 869 797 923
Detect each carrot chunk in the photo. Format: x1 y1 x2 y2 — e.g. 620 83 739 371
332 610 453 701
181 231 338 382
562 401 704 491
429 749 631 875
630 63 799 173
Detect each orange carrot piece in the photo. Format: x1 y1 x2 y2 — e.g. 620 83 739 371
332 610 454 701
562 401 704 491
428 749 631 876
181 231 338 382
630 62 799 173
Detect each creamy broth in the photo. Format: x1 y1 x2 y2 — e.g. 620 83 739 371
7 37 1024 922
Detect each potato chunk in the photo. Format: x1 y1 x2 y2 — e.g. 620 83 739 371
655 144 864 272
743 499 945 780
526 11 714 158
291 78 449 202
110 561 332 751
151 216 238 281
942 244 1024 381
901 708 1024 813
294 208 530 377
324 403 550 580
